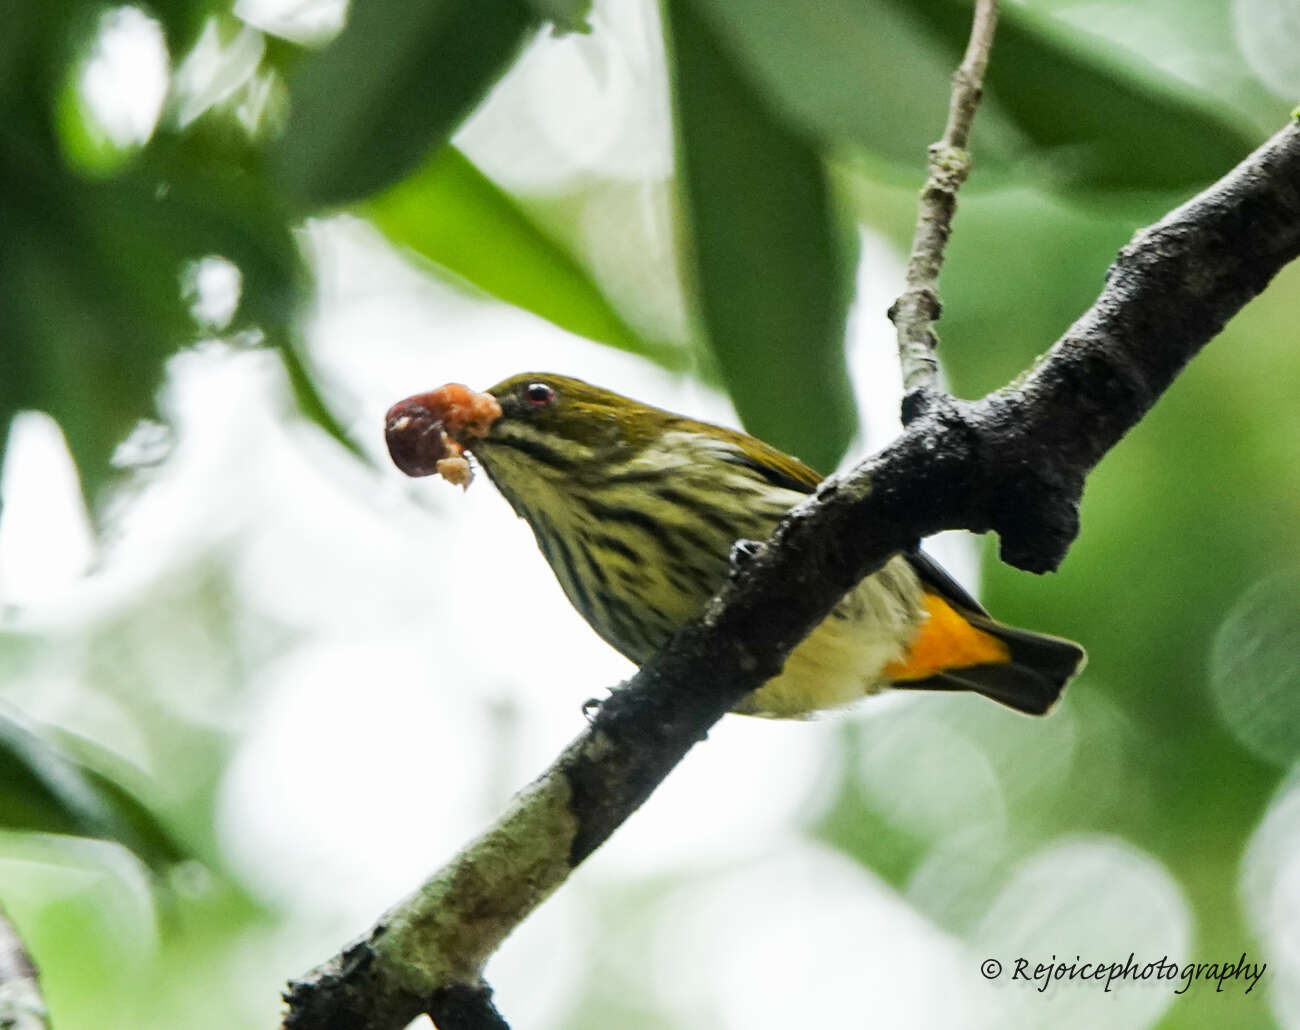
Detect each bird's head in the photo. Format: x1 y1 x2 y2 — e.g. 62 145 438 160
384 373 681 494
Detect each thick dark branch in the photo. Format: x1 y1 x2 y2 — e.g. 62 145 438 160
283 121 1300 1030
428 984 510 1030
973 119 1300 566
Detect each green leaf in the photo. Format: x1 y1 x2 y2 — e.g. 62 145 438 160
0 161 189 503
0 133 314 505
521 0 592 34
683 0 975 172
366 146 687 370
278 339 367 459
906 0 1259 190
688 0 1259 192
273 0 537 209
0 709 187 871
664 0 858 474
139 0 214 54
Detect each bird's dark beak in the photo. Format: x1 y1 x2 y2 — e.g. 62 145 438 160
384 384 502 480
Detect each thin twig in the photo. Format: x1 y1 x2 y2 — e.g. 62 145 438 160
889 0 999 418
0 907 49 1030
282 122 1300 1030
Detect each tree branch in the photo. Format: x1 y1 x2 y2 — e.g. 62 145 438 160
282 118 1300 1030
890 0 999 414
0 907 49 1030
427 983 510 1030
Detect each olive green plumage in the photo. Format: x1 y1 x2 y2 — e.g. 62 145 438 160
485 373 822 491
473 374 819 671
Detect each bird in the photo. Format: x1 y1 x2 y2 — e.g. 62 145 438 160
384 372 1085 718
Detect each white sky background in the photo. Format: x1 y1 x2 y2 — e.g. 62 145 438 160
12 0 1294 1026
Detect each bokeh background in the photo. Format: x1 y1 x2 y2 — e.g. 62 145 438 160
2 0 1300 1027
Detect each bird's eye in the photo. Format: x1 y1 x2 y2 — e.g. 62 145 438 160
524 382 555 408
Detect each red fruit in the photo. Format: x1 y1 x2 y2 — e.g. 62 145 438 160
384 384 502 485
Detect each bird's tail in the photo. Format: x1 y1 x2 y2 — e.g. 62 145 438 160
889 600 1087 716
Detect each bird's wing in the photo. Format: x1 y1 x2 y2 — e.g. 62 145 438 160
677 417 984 616
904 548 991 617
687 421 824 495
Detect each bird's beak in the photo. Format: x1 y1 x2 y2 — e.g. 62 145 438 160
384 384 502 485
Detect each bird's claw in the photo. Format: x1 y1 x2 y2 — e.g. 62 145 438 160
729 538 763 578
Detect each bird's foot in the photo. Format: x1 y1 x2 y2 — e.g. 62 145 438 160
729 538 764 579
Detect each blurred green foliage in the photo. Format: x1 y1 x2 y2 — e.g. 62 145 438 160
0 707 186 870
366 146 685 369
0 0 1297 1028
692 0 1257 188
663 0 859 473
0 0 1267 502
271 0 535 208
